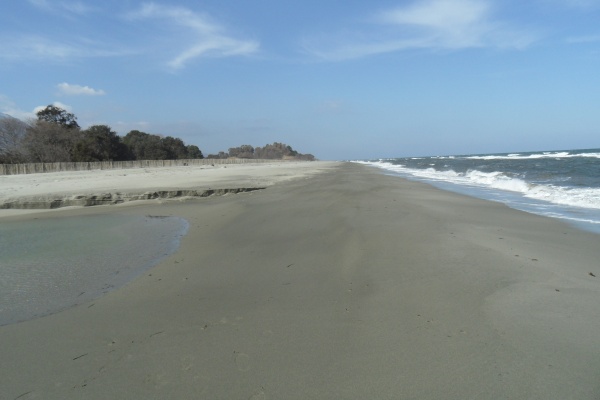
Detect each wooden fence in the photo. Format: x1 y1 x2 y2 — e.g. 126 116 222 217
0 158 288 176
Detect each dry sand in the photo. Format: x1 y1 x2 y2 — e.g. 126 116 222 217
0 161 337 215
1 162 599 399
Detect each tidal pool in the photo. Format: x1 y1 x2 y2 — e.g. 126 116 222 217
0 213 188 326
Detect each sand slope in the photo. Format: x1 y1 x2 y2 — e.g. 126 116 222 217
0 161 337 212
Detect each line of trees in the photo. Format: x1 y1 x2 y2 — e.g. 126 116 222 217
207 142 315 161
0 105 203 164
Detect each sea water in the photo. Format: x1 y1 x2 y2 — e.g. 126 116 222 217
0 214 188 326
357 148 600 234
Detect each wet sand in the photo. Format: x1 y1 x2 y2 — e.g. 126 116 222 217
1 162 599 399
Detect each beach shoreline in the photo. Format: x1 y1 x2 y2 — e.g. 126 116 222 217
1 162 599 399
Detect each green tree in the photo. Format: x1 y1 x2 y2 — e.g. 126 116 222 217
22 105 82 162
36 105 79 129
186 144 203 159
225 142 314 160
162 136 188 159
122 130 148 160
206 151 227 159
229 144 254 159
73 125 128 161
122 130 168 160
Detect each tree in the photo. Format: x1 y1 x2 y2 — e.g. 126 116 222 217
286 145 298 157
122 130 148 160
73 125 128 161
162 136 188 159
186 144 203 159
0 114 28 163
21 105 82 162
123 130 204 160
122 130 169 160
254 142 289 159
214 142 314 161
2 107 205 163
122 130 165 160
206 151 227 159
36 105 79 129
228 144 254 159
23 120 82 162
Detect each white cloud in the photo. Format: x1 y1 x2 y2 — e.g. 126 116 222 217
33 102 73 114
0 95 36 120
126 3 259 70
377 0 490 32
27 0 51 10
0 97 76 121
303 0 538 61
57 82 106 96
60 1 95 14
0 36 78 61
3 3 124 63
28 0 95 15
0 35 131 63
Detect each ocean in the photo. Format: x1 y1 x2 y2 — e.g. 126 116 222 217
358 148 600 234
0 214 188 326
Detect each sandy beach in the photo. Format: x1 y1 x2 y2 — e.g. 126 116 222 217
1 162 599 399
0 161 337 214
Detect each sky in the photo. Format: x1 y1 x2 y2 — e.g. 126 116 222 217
1 0 599 160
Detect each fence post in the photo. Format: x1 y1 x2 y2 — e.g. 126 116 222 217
0 158 290 175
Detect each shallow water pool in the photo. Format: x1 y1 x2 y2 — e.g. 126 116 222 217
0 213 188 326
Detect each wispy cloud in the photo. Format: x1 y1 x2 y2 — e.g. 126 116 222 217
376 0 492 48
33 102 73 114
60 1 96 15
303 0 539 61
3 3 257 69
0 35 131 63
0 95 35 120
57 82 106 96
28 0 96 15
126 3 259 70
0 36 78 61
0 96 77 121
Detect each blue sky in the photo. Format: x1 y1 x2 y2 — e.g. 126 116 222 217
1 0 599 160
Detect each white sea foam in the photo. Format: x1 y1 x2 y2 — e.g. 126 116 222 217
536 212 600 226
525 185 600 209
360 161 600 210
464 151 600 160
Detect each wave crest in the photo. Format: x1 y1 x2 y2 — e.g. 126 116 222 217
360 161 600 210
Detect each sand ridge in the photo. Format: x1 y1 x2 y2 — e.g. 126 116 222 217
0 161 339 215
